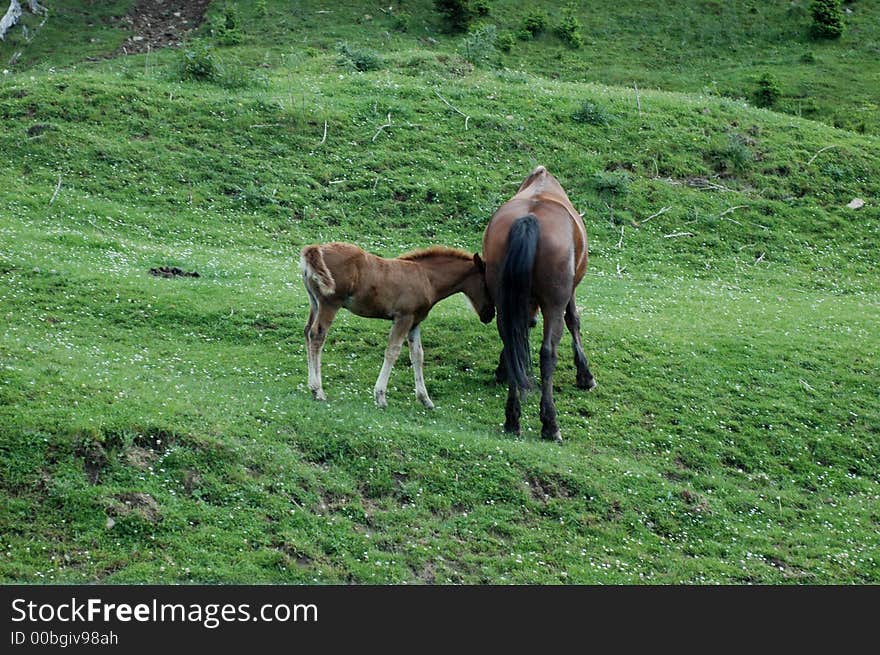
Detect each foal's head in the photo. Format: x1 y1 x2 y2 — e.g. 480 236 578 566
465 253 495 324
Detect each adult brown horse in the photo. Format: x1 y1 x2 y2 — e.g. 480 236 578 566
300 242 495 408
482 165 596 442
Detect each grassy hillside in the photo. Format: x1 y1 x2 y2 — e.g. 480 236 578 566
0 1 878 583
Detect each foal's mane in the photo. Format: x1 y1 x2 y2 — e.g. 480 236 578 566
397 246 473 262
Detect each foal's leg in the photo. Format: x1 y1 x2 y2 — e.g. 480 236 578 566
304 288 318 394
408 325 434 409
374 316 413 408
307 304 338 401
539 308 565 442
565 294 597 391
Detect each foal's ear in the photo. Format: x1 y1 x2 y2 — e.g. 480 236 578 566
473 253 485 273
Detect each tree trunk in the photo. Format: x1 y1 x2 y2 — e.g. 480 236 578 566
0 0 23 41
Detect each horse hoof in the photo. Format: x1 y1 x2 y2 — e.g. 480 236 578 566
543 429 563 443
312 389 327 401
374 392 387 408
503 423 520 435
577 377 597 391
419 397 435 410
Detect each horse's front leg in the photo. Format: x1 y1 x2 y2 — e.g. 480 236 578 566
374 315 413 408
407 325 435 409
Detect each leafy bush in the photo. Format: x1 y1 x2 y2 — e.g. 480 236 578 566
337 43 383 72
496 31 515 53
557 4 584 49
810 0 844 39
255 0 268 18
390 11 411 32
435 0 490 33
708 134 755 173
460 23 498 66
176 43 221 82
572 100 610 125
523 10 548 37
592 170 631 196
213 2 243 46
174 42 265 89
753 72 781 108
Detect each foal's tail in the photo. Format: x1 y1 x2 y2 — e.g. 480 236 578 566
499 214 540 392
299 245 336 296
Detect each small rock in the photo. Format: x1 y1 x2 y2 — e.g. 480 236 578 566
847 198 865 209
105 517 116 529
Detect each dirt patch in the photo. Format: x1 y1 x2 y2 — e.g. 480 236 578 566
680 489 711 514
181 470 201 496
124 446 157 471
116 0 212 55
77 444 109 485
526 473 574 503
108 492 161 523
26 123 51 137
149 266 200 278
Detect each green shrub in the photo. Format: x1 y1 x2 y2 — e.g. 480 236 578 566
176 42 221 82
213 2 243 46
337 43 383 72
435 0 490 33
255 0 268 18
523 10 548 37
174 42 265 89
572 100 610 125
557 4 584 49
390 11 411 32
460 23 498 66
810 0 844 39
496 31 515 53
592 170 631 196
708 134 755 173
753 72 781 108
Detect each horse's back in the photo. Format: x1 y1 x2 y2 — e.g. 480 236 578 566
483 173 588 302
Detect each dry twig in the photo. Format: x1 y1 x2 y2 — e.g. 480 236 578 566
637 205 671 226
433 89 470 130
372 113 392 142
48 175 61 205
806 145 837 166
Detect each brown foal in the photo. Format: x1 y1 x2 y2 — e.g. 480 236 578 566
300 242 495 408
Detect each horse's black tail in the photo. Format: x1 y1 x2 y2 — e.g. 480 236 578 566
499 214 540 392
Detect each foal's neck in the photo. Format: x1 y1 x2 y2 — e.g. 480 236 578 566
418 255 473 301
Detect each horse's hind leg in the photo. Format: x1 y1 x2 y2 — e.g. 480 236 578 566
374 316 413 408
539 308 565 442
504 383 521 435
407 325 434 409
307 302 338 401
565 295 596 391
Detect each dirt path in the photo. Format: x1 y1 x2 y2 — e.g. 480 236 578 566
116 0 212 55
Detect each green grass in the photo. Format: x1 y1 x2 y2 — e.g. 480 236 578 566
0 1 878 583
